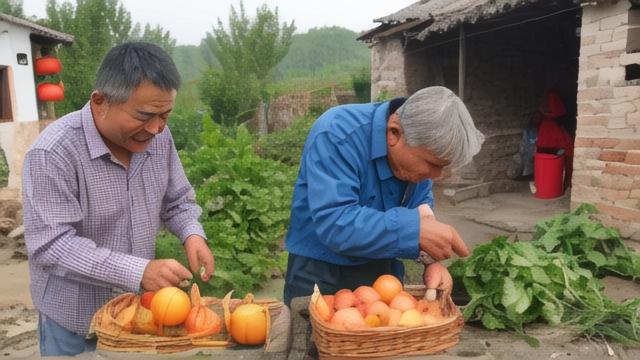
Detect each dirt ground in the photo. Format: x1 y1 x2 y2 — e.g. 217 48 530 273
1 185 640 359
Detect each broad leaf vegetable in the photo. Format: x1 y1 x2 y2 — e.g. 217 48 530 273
450 204 640 346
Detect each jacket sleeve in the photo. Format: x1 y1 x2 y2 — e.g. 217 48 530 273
23 149 149 292
160 135 207 243
304 132 420 260
412 180 434 210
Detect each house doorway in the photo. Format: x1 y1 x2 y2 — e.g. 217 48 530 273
402 1 581 198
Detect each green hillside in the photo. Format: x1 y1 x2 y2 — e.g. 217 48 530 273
171 26 370 85
275 26 370 80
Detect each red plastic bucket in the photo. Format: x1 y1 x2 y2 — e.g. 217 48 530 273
534 152 565 199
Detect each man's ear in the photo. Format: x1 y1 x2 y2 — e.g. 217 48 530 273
90 91 109 118
90 91 106 106
387 113 403 147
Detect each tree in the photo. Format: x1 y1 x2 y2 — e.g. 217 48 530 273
0 0 24 17
199 69 260 128
45 0 132 114
200 1 295 127
43 0 176 115
131 23 176 55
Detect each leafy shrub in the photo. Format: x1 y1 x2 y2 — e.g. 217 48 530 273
351 68 371 103
199 69 261 127
168 110 204 152
375 89 392 102
157 115 297 297
0 148 8 187
256 115 315 166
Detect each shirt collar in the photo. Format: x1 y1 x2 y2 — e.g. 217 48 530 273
81 102 160 160
81 103 111 160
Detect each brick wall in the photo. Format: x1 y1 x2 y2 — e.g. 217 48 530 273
250 88 356 134
371 37 409 99
266 93 311 133
576 1 640 240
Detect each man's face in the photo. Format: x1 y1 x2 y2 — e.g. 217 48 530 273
386 114 450 182
91 82 176 155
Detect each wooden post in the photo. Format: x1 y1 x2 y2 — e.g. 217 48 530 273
256 100 268 135
458 25 466 101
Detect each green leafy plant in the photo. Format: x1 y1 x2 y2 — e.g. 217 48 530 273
351 68 371 103
0 147 8 187
167 110 203 152
375 89 392 102
199 69 261 127
450 205 640 346
157 115 296 297
531 203 640 278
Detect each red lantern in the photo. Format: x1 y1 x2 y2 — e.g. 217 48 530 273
35 56 62 76
37 83 64 102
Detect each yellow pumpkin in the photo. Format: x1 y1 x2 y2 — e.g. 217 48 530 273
150 287 191 326
230 303 268 345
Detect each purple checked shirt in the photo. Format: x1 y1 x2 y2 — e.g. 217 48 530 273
22 103 206 335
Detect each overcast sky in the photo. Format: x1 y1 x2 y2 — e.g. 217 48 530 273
22 0 417 46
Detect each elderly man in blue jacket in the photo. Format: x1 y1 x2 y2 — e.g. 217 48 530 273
283 86 484 305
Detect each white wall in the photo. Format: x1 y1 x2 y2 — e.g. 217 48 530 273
0 21 39 122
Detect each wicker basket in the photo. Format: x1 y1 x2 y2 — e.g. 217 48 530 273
309 285 464 359
90 292 284 354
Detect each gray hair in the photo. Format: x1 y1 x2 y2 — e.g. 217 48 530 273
397 86 484 169
95 42 181 103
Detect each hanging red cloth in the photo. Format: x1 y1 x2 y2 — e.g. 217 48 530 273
535 91 573 189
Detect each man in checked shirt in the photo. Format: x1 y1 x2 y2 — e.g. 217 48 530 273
22 42 214 357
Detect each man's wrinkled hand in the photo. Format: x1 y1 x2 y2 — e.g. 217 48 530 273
184 235 215 282
418 205 469 261
141 259 193 291
423 262 453 299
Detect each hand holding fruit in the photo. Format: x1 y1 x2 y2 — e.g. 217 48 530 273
418 204 469 261
184 235 215 282
141 259 193 291
422 262 453 299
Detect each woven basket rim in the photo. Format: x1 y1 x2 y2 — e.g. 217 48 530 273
308 285 464 358
91 292 283 344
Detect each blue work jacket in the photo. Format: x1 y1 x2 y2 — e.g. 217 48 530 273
285 99 434 266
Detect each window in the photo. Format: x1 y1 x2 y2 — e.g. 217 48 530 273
0 66 13 122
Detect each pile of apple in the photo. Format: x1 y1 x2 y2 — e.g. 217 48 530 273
311 274 448 330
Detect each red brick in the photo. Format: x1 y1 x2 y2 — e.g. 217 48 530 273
616 138 640 150
593 138 621 148
603 163 640 176
598 188 631 202
574 137 595 147
595 173 635 190
626 151 640 165
599 149 628 162
596 203 640 222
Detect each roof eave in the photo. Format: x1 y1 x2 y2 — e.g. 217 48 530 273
0 13 74 44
